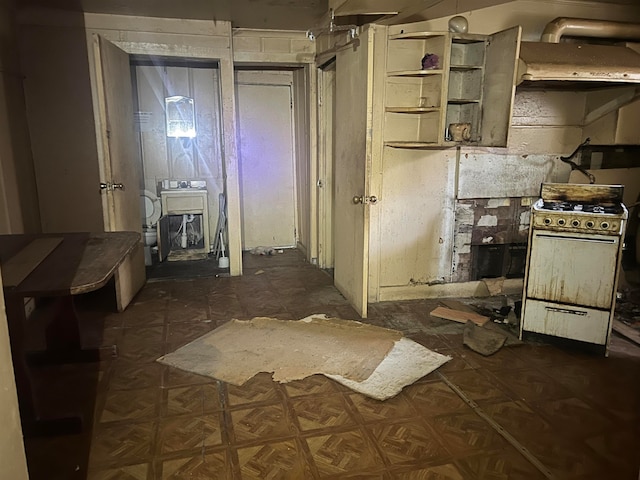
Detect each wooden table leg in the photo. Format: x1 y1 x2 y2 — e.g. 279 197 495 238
5 294 37 422
4 293 82 437
27 296 107 366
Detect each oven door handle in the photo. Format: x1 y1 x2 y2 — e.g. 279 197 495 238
545 306 588 316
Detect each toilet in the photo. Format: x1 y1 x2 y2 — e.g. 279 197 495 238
141 190 161 265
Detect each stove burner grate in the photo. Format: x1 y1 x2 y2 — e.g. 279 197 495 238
541 201 622 214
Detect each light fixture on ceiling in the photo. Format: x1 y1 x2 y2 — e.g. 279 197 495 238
448 15 469 33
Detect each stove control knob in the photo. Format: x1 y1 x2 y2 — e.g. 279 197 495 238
586 220 595 228
571 219 581 227
601 222 610 230
543 218 552 225
557 218 566 226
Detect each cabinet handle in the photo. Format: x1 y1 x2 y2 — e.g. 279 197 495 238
545 306 587 316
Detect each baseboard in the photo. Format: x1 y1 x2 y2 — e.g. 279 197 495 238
378 278 524 302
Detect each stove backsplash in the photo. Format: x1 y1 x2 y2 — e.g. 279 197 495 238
452 197 535 283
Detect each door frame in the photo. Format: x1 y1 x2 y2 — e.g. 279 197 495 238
235 71 299 250
85 27 243 274
367 24 386 303
87 26 317 277
316 59 336 270
234 63 317 264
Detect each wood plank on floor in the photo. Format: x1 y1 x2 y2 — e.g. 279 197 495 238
430 306 490 326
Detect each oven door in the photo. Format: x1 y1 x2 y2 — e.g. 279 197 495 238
525 230 620 309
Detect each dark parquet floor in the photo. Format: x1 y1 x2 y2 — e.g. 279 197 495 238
22 250 640 480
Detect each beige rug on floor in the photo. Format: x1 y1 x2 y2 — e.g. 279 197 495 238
158 314 451 400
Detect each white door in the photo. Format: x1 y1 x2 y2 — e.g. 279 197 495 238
333 28 374 318
237 83 297 249
94 35 146 310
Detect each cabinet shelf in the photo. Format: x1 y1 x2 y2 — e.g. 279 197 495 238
389 32 444 40
385 141 441 149
383 26 521 148
451 34 486 44
450 65 483 71
385 106 440 113
388 69 443 77
447 98 480 104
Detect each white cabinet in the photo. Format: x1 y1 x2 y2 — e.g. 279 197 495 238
383 27 522 148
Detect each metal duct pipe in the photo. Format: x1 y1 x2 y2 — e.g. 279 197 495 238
541 17 640 43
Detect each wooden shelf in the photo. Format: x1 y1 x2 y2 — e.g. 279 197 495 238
450 65 483 71
385 106 440 113
447 98 480 104
451 34 486 44
384 27 521 148
385 141 441 149
389 32 444 40
387 69 443 77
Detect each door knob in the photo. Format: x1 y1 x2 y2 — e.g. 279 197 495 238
100 182 124 191
353 195 378 205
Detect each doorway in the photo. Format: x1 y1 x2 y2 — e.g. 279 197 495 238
131 57 226 268
236 70 298 250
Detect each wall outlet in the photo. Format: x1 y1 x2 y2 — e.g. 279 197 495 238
24 297 36 319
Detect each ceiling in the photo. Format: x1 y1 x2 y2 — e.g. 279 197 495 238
14 0 640 30
15 0 329 30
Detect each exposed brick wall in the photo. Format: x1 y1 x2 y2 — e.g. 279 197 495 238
452 197 535 282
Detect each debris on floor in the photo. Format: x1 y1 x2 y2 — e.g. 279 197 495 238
157 314 451 401
482 276 507 296
463 321 507 356
430 296 523 355
429 306 490 326
249 246 277 255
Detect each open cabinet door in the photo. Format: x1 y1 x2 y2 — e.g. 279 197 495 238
94 35 145 311
480 26 522 146
333 28 375 318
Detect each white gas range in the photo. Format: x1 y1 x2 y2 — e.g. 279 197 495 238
520 183 628 355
